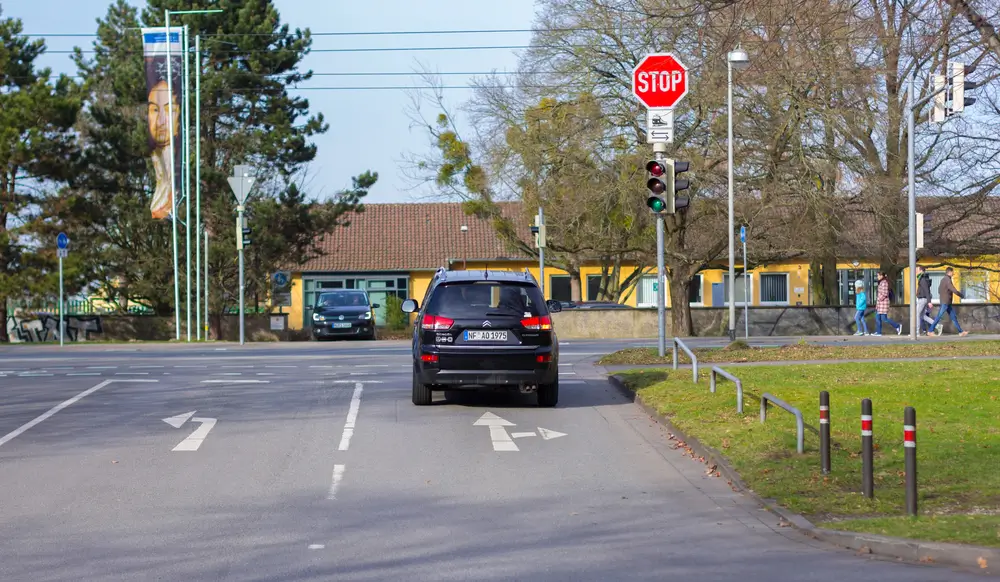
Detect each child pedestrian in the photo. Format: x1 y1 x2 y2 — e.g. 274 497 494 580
853 280 869 336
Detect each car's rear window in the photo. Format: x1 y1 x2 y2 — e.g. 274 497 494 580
426 282 546 318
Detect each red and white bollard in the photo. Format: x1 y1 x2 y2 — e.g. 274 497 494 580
819 391 830 474
904 406 917 515
861 398 873 498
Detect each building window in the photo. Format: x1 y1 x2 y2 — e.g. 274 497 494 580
688 274 703 306
723 273 752 306
586 275 602 301
962 270 989 303
760 273 790 305
637 275 658 307
550 275 571 302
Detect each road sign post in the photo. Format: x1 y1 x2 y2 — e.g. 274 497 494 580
634 53 689 349
741 225 748 338
57 233 69 347
228 165 255 345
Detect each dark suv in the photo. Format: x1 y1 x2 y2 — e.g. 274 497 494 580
311 289 379 340
401 268 562 407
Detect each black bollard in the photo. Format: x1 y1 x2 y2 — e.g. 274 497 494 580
820 391 830 475
861 398 873 499
904 406 917 516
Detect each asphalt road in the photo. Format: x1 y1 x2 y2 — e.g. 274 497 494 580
0 339 991 581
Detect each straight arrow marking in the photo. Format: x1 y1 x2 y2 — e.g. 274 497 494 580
489 425 519 451
473 412 515 427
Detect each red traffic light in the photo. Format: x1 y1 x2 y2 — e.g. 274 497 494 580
646 160 666 176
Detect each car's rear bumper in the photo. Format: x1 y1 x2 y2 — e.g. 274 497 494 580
417 346 557 387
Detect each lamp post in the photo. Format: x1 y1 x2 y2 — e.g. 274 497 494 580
727 47 750 342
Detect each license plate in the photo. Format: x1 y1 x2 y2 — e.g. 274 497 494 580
332 322 352 329
465 330 508 341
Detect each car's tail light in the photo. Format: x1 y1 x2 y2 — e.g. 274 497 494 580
521 315 552 330
536 354 552 363
421 314 454 330
420 353 439 363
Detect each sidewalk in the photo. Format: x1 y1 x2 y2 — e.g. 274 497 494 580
601 354 1000 372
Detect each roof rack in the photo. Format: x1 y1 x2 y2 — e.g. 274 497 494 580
435 266 447 281
523 268 538 283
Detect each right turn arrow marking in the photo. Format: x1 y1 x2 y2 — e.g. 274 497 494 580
538 427 567 441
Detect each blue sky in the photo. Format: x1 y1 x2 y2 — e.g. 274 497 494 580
4 0 538 203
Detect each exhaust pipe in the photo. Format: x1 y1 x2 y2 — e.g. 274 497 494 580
519 384 537 394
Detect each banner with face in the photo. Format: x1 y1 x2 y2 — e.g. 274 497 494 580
141 27 182 220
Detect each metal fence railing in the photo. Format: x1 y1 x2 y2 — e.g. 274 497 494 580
672 337 699 383
760 392 805 454
709 366 744 413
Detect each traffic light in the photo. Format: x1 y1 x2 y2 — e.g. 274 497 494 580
530 215 546 248
646 159 668 213
242 224 252 247
670 160 691 213
950 61 976 114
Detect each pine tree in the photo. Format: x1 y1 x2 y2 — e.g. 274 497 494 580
0 9 81 341
71 0 371 322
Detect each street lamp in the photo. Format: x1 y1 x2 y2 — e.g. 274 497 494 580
727 47 750 341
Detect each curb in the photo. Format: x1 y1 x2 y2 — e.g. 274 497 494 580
607 372 999 577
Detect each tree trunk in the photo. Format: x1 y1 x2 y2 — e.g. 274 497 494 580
569 264 582 301
669 275 693 337
809 255 840 305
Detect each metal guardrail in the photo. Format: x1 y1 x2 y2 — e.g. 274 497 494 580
709 366 744 413
672 338 699 383
760 392 804 454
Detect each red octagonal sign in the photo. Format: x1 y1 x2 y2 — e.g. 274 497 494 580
632 53 689 109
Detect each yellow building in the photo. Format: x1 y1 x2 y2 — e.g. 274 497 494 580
283 202 999 330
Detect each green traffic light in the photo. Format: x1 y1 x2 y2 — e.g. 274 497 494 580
647 197 666 212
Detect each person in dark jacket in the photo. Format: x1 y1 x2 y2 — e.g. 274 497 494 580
928 267 968 336
915 266 935 336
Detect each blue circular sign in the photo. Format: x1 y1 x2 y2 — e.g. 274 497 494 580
273 271 289 287
739 225 746 243
57 232 69 249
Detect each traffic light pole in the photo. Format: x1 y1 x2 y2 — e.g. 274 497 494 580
538 206 545 298
654 143 667 357
907 77 917 341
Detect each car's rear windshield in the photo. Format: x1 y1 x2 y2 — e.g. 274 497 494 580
316 290 369 307
426 282 547 318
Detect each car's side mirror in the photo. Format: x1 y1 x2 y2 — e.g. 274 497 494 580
546 300 562 313
371 303 381 309
401 299 418 313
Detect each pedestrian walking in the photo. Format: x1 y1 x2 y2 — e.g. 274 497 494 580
929 267 968 336
915 266 936 336
852 280 869 336
874 271 902 336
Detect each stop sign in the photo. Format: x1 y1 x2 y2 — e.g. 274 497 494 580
632 53 689 109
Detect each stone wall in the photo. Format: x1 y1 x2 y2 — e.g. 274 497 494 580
549 304 1000 338
8 305 999 342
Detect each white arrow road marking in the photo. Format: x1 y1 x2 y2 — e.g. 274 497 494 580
171 417 217 452
0 379 157 449
474 412 518 451
538 427 567 440
162 411 197 429
511 432 537 439
337 383 363 451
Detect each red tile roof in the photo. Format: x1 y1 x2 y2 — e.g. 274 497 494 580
295 197 1000 273
297 202 532 272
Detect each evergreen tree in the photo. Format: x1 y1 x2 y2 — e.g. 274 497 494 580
0 9 81 341
71 0 371 321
